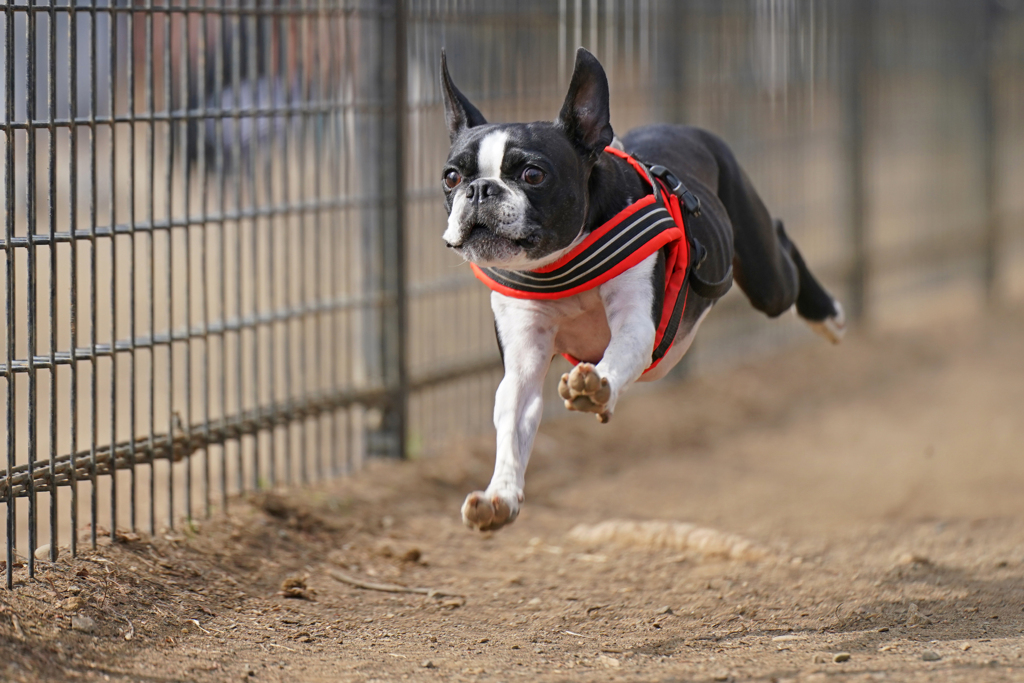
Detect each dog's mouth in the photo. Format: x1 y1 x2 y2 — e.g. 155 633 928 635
454 223 539 253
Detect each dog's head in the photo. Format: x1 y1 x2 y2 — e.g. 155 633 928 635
440 48 614 269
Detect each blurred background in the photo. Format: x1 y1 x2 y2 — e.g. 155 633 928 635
1 0 1023 577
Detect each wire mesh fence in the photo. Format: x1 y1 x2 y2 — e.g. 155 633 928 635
0 0 406 587
3 0 1024 588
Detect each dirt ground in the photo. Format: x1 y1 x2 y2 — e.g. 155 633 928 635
2 304 1024 683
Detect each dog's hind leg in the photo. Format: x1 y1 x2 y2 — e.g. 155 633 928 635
774 219 846 343
713 139 845 342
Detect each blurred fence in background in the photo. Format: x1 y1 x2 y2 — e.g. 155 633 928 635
3 0 1024 586
407 0 1024 453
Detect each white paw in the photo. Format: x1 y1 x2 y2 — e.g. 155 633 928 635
558 363 614 423
461 488 523 531
805 300 847 345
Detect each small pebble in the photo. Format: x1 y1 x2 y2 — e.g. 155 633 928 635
877 626 889 632
71 615 96 634
61 596 84 612
961 643 972 651
922 650 941 661
833 652 851 663
772 635 803 642
655 605 672 615
712 673 730 682
421 660 435 669
34 545 55 561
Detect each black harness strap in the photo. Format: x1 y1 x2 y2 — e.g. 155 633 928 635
647 163 733 302
687 241 734 300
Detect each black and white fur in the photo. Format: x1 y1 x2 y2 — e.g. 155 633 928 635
441 48 845 532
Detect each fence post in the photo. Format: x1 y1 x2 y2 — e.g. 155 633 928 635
842 0 870 323
368 0 409 459
981 0 999 303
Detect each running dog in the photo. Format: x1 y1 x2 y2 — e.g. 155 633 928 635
440 48 845 531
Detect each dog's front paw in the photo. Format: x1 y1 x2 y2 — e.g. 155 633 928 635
558 363 613 423
461 489 522 531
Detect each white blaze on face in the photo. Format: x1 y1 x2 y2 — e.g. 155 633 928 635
443 130 512 247
476 129 509 180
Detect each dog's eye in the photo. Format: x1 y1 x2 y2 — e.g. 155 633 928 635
443 170 462 189
522 167 545 185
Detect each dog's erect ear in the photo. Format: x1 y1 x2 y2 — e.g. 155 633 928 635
557 48 614 158
440 49 487 142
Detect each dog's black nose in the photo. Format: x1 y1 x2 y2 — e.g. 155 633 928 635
466 178 503 203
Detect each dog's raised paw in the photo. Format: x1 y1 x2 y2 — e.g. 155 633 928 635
558 363 613 422
804 299 846 345
461 490 521 531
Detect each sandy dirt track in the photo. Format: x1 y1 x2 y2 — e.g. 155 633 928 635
1 305 1023 682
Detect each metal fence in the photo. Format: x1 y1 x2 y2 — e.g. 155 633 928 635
3 0 1024 587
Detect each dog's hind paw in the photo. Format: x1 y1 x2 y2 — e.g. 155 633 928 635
804 299 846 344
558 363 613 423
461 489 522 531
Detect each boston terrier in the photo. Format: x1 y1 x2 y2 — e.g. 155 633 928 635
440 47 845 532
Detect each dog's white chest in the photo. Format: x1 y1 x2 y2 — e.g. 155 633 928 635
492 289 612 365
550 291 612 363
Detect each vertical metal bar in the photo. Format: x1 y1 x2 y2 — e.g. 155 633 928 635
198 0 211 518
574 0 582 56
329 0 342 476
605 0 615 68
343 7 357 474
47 0 59 563
246 0 259 490
843 0 868 322
395 0 409 460
179 0 193 523
264 0 279 487
558 0 566 90
306 0 324 482
127 0 139 532
145 0 156 537
68 0 80 559
163 0 174 529
624 0 633 78
230 0 243 495
373 0 408 460
981 0 998 303
589 0 597 51
107 0 119 543
5 0 18 591
282 6 302 485
26 0 39 581
216 0 229 511
88 0 99 550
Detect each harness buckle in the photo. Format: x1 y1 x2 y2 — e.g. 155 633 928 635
647 164 702 217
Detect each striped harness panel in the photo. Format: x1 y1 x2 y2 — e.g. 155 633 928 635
470 146 696 374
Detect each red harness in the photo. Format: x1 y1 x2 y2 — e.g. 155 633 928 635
471 146 693 375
